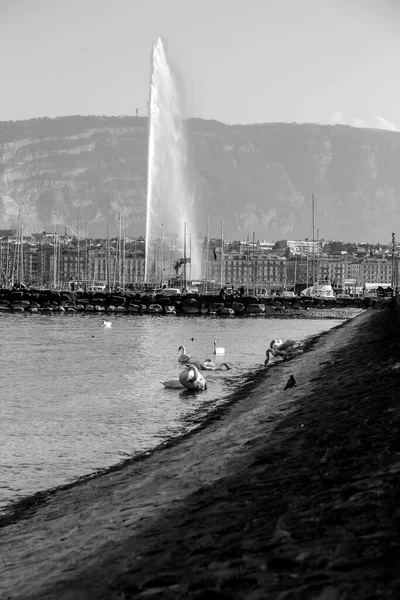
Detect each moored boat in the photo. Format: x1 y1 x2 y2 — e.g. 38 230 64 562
128 304 140 313
114 306 127 313
246 303 265 315
164 305 176 315
301 279 335 299
148 303 163 314
12 301 29 312
218 307 235 317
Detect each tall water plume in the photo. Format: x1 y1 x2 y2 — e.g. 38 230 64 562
145 37 200 285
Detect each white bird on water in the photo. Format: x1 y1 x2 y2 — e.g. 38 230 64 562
100 320 112 328
178 345 191 363
179 365 207 391
213 341 225 355
160 378 184 389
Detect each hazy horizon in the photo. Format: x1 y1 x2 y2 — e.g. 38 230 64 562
3 114 400 135
1 0 399 131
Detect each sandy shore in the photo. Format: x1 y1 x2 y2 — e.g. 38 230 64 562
1 307 399 599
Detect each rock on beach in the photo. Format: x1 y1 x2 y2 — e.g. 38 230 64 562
0 305 399 599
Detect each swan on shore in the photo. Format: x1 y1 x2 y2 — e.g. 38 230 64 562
178 345 192 363
270 339 283 350
179 365 207 390
274 339 301 351
213 341 225 355
265 339 303 365
100 320 112 328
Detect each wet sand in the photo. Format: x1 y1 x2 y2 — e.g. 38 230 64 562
1 307 399 599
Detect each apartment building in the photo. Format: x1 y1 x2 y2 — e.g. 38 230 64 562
1 235 399 291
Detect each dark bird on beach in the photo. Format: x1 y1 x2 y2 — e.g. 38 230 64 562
284 375 296 390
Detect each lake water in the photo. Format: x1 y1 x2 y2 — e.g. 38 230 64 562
0 312 342 512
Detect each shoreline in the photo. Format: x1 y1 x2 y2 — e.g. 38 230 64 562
0 318 344 527
0 313 353 524
1 307 398 599
0 307 365 319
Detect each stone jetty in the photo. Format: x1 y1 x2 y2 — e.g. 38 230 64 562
0 287 370 319
0 300 399 599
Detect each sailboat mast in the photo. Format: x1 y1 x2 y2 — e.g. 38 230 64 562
57 233 61 289
246 234 249 295
14 209 21 285
85 221 89 290
122 235 125 290
7 237 10 286
206 211 210 290
107 222 110 291
183 222 187 291
252 231 255 290
118 212 122 287
160 223 164 288
189 232 192 282
169 239 173 286
20 206 24 286
220 221 224 289
53 214 57 289
77 217 80 285
312 193 315 284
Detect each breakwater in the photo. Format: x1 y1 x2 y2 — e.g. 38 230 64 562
0 288 372 318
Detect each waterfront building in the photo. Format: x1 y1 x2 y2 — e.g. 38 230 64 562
286 255 309 287
1 231 399 294
286 239 323 256
91 248 145 286
318 256 350 289
359 257 392 285
204 240 286 291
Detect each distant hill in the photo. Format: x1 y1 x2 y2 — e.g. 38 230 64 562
1 115 400 242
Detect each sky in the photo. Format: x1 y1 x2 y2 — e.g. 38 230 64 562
1 0 399 129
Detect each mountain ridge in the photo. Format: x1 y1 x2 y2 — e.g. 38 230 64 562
1 115 399 242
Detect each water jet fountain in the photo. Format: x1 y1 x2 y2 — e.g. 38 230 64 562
145 37 201 287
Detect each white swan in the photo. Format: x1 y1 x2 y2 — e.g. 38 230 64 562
213 341 225 355
160 379 184 389
179 365 207 391
178 345 192 363
188 359 231 371
100 320 112 328
265 339 303 365
270 339 283 350
204 361 231 371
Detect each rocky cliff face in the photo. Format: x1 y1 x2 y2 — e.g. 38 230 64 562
1 115 400 242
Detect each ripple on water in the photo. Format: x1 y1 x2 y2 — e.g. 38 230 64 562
0 313 343 509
